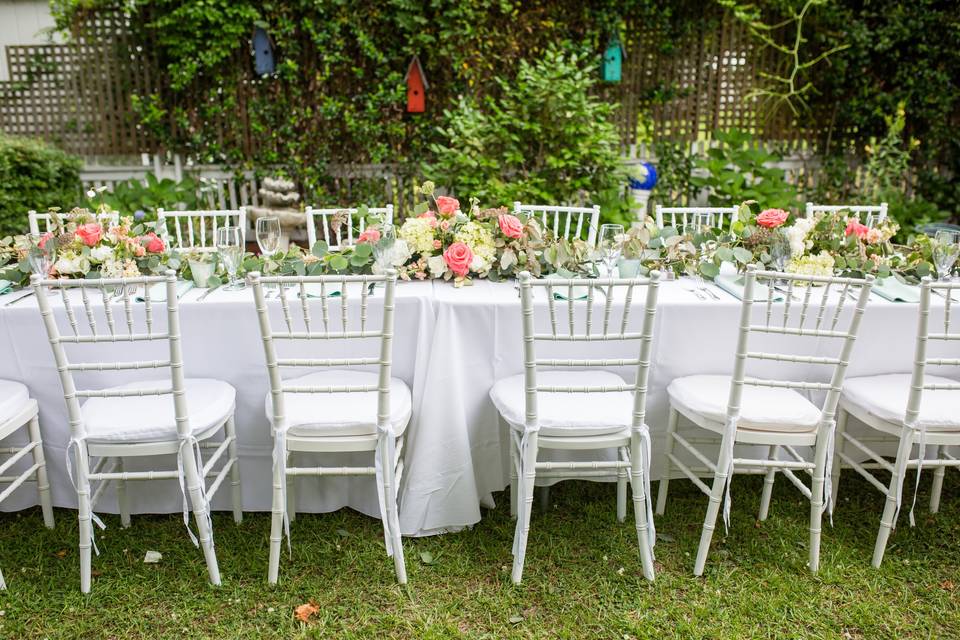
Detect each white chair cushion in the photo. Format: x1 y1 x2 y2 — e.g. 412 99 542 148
81 378 235 443
668 374 821 433
266 370 412 437
0 379 30 425
489 370 635 437
843 373 960 431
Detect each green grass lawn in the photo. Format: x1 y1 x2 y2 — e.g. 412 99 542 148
0 472 957 639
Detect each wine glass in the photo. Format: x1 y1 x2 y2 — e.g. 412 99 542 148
865 213 882 229
769 228 792 273
27 234 58 295
373 224 396 272
932 230 960 282
216 226 245 290
598 224 624 277
256 217 282 288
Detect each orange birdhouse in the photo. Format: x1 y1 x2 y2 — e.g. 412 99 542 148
404 55 428 113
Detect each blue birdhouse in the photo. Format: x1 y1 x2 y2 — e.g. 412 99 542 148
601 35 624 83
252 26 276 77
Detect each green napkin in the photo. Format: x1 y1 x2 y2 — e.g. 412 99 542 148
0 280 12 295
135 280 194 302
714 273 784 302
871 277 920 303
543 273 589 300
297 283 343 298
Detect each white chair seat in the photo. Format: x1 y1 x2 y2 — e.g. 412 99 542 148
842 373 960 431
490 370 634 436
0 380 30 425
267 370 412 437
668 374 821 433
81 378 236 443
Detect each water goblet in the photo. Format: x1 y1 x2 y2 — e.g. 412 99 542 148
216 226 245 290
256 217 282 289
932 229 960 283
598 224 625 277
372 224 396 272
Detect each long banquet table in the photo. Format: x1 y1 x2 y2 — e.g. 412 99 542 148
0 278 948 536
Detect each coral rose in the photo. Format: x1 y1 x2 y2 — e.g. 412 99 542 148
443 241 473 277
498 213 524 239
756 208 789 229
141 231 165 253
436 196 460 217
845 219 869 239
357 228 381 244
75 223 103 247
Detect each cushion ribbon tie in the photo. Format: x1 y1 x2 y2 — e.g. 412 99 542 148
65 436 106 555
374 421 400 557
176 434 214 550
512 423 540 557
272 425 292 556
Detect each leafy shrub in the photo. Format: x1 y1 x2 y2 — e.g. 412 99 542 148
84 173 208 221
0 135 81 237
691 129 799 211
426 46 625 210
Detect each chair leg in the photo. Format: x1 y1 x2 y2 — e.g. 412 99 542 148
758 445 778 522
511 432 539 584
267 448 286 585
617 447 628 523
873 426 915 568
929 445 946 514
809 427 832 574
694 428 735 576
74 444 94 594
225 416 243 524
181 442 220 586
27 415 54 529
286 452 296 523
830 409 849 505
656 406 679 516
509 433 519 519
116 457 131 528
379 436 407 585
630 434 655 581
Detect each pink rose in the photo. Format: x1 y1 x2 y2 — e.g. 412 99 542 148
357 228 381 244
141 231 165 253
845 219 869 239
756 208 789 229
419 210 436 219
443 241 474 278
498 213 524 239
433 239 442 250
439 220 450 231
436 196 460 217
75 222 103 247
37 232 53 249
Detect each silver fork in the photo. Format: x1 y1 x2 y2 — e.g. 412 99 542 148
695 275 721 300
680 279 707 301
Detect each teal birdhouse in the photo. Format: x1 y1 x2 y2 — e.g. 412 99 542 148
601 36 624 83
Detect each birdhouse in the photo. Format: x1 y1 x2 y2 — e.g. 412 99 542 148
601 35 624 83
404 55 428 113
252 26 276 77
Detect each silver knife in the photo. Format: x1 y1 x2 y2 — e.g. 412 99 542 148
197 285 221 302
4 290 35 307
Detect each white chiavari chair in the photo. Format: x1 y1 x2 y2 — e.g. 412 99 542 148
28 210 120 235
248 269 408 584
32 270 242 592
156 208 247 252
654 205 739 232
490 270 661 583
657 265 874 575
0 381 54 589
305 205 394 251
833 278 960 566
805 202 888 222
512 202 601 247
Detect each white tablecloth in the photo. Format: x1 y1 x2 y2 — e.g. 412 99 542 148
0 279 949 536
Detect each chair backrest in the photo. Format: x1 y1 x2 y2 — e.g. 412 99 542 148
156 208 247 252
516 270 661 430
904 279 960 424
654 205 739 233
305 205 394 251
726 265 874 427
248 270 398 429
513 203 601 247
31 271 189 440
805 202 888 222
28 210 120 236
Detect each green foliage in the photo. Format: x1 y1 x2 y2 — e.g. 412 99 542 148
0 135 81 237
426 47 625 208
690 129 799 210
84 173 208 221
651 140 695 206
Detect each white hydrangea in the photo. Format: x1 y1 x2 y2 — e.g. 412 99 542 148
399 217 436 255
785 216 815 258
787 251 835 279
90 245 114 262
454 221 495 266
102 257 141 279
54 251 90 275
